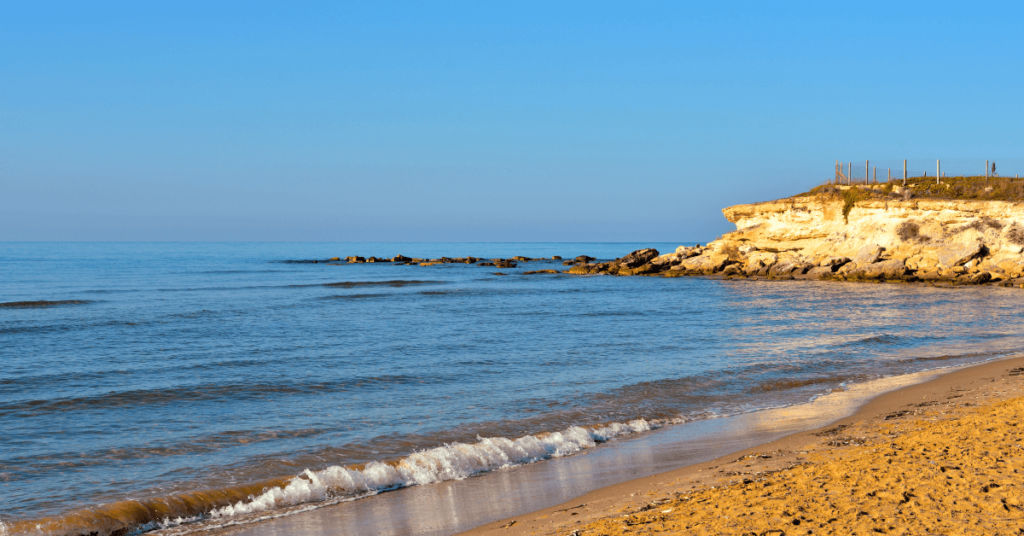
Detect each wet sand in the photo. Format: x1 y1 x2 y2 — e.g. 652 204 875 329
463 356 1024 536
166 361 1015 536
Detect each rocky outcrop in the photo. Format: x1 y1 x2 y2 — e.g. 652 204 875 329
287 193 1024 287
652 194 1024 286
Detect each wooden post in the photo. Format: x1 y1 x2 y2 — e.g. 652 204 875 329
986 160 989 180
873 166 876 183
937 160 940 185
888 168 891 182
903 160 907 185
848 162 852 185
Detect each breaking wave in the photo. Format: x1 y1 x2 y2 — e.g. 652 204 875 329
8 419 654 536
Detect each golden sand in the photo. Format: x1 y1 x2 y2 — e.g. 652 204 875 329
466 359 1024 536
576 398 1024 535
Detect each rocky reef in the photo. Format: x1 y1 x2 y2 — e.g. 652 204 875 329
576 189 1024 286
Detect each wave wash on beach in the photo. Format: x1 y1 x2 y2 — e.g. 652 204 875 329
3 420 655 536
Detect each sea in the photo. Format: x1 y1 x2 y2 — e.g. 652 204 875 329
2 242 1023 536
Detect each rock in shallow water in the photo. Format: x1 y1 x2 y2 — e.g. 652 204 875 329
617 249 660 268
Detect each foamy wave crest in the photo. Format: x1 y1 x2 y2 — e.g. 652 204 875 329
210 419 653 519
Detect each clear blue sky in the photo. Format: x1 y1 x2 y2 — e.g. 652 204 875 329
1 1 1021 242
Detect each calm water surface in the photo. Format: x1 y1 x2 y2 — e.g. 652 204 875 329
1 242 1021 535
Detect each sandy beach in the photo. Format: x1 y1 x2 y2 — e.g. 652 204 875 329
463 356 1024 536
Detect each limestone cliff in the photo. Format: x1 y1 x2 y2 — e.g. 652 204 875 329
565 189 1024 285
658 192 1024 284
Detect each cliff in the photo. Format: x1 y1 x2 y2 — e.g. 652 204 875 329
570 187 1024 285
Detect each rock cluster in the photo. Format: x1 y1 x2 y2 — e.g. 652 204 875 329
567 248 679 276
304 255 571 269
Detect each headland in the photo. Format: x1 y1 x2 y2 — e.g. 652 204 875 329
311 176 1024 287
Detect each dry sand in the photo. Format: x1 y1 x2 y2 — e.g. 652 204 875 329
463 356 1024 536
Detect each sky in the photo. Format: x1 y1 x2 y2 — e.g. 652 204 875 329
1 1 1022 242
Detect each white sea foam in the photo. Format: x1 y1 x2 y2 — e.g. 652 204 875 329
209 419 654 519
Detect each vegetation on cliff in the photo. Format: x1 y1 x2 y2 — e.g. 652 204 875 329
800 175 1024 202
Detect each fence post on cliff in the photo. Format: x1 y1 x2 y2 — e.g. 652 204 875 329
888 168 891 182
865 160 869 185
873 166 876 183
986 160 989 181
937 160 940 185
848 162 852 185
903 160 907 185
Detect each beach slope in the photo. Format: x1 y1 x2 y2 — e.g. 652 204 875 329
464 357 1024 536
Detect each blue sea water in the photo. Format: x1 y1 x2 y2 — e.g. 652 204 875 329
2 242 1023 535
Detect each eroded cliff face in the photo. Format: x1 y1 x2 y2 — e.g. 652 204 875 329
652 194 1024 284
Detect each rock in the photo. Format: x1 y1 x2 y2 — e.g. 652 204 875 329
742 260 769 276
746 251 778 268
391 255 412 263
523 269 561 274
819 257 851 268
493 272 507 276
327 257 340 261
674 246 704 259
806 266 835 279
568 263 603 275
419 262 441 266
477 262 495 266
848 259 907 280
345 256 365 263
956 271 992 285
721 265 741 277
617 249 660 268
512 256 532 261
562 260 575 266
575 255 596 263
678 253 730 274
853 245 885 265
836 262 858 275
552 256 563 260
629 262 666 275
937 242 985 268
769 261 812 277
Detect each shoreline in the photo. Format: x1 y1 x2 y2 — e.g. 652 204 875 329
460 355 1024 536
166 358 1006 536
